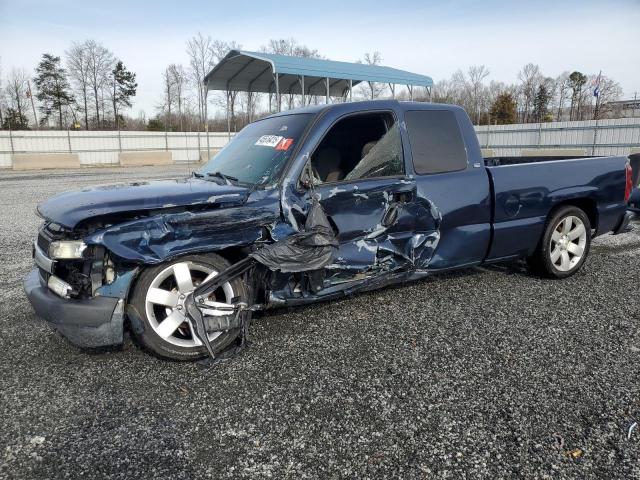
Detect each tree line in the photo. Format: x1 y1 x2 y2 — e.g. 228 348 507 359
0 35 626 131
429 64 623 125
0 40 137 130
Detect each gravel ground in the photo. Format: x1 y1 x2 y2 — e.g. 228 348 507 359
0 166 639 479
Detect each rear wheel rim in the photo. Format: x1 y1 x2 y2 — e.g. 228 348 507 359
549 215 587 272
144 261 235 348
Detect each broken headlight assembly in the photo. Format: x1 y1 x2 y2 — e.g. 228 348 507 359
49 240 87 259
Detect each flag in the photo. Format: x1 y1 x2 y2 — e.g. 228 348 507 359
593 71 602 97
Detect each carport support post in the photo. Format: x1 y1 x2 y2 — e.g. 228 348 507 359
349 79 353 102
205 88 211 158
300 75 305 106
275 74 281 112
226 88 231 141
326 77 330 104
408 85 413 101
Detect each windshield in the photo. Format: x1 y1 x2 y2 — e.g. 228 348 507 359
200 113 313 185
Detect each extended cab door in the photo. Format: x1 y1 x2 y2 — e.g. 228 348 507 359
401 107 492 270
299 109 441 285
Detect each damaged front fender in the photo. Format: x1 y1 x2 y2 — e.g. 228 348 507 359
85 189 282 264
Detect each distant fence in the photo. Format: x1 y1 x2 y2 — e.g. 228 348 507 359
0 130 231 168
2 117 640 169
475 117 640 157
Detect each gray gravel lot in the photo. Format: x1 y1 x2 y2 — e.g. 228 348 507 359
0 166 639 479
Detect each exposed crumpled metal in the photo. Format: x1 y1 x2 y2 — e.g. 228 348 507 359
249 195 338 272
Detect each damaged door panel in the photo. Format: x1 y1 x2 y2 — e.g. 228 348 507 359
314 179 441 285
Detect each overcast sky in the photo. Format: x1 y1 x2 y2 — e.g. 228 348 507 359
1 0 639 117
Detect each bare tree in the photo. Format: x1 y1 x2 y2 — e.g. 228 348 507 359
211 40 242 131
554 72 570 121
66 42 92 129
83 40 114 128
167 64 186 130
186 33 216 131
0 58 4 126
162 67 175 130
432 78 457 104
591 74 622 120
518 63 541 123
5 68 29 121
262 38 321 110
359 51 385 100
467 65 490 124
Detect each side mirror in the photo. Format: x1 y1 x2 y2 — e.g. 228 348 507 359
299 162 315 190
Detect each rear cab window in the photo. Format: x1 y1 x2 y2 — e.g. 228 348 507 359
404 110 468 175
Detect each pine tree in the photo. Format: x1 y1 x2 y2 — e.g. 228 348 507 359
532 84 552 122
489 93 517 125
33 54 74 128
568 71 587 120
111 61 137 127
2 108 29 129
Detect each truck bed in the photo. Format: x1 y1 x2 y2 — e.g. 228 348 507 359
483 154 629 261
484 155 600 166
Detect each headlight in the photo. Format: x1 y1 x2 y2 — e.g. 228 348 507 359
48 241 87 259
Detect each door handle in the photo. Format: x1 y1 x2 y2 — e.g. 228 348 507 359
381 205 399 227
393 191 413 203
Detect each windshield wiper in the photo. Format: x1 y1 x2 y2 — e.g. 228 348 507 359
191 171 204 178
206 171 239 185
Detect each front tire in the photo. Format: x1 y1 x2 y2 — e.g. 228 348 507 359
127 253 249 361
528 206 591 279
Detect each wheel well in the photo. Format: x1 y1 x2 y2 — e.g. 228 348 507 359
121 246 250 312
549 198 598 231
214 246 251 264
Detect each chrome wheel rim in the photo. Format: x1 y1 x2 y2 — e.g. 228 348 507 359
144 261 235 348
549 215 587 272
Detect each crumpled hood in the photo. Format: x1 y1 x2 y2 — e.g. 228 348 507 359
37 177 249 229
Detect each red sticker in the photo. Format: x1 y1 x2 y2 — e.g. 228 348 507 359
275 138 294 151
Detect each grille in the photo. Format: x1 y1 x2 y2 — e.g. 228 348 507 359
37 231 51 254
37 224 68 253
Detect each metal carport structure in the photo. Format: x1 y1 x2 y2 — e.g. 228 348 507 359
203 50 434 134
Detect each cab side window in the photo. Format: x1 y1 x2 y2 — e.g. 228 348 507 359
405 110 468 175
310 112 404 184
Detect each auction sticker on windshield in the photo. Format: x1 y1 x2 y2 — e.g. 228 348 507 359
255 135 284 147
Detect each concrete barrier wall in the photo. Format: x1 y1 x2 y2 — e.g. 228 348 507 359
200 148 222 163
119 151 173 167
480 148 494 158
12 153 80 171
0 131 232 169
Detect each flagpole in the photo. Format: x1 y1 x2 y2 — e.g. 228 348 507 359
27 81 38 129
592 70 602 121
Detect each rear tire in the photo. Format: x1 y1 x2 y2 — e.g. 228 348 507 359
127 253 250 361
527 206 591 279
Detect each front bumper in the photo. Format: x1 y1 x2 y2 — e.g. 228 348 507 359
23 268 124 348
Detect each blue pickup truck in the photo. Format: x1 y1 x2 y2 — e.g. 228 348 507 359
24 101 635 360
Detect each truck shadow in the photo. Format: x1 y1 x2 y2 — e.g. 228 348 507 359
473 260 537 277
253 263 531 324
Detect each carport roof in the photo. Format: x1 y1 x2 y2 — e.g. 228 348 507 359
204 50 433 97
